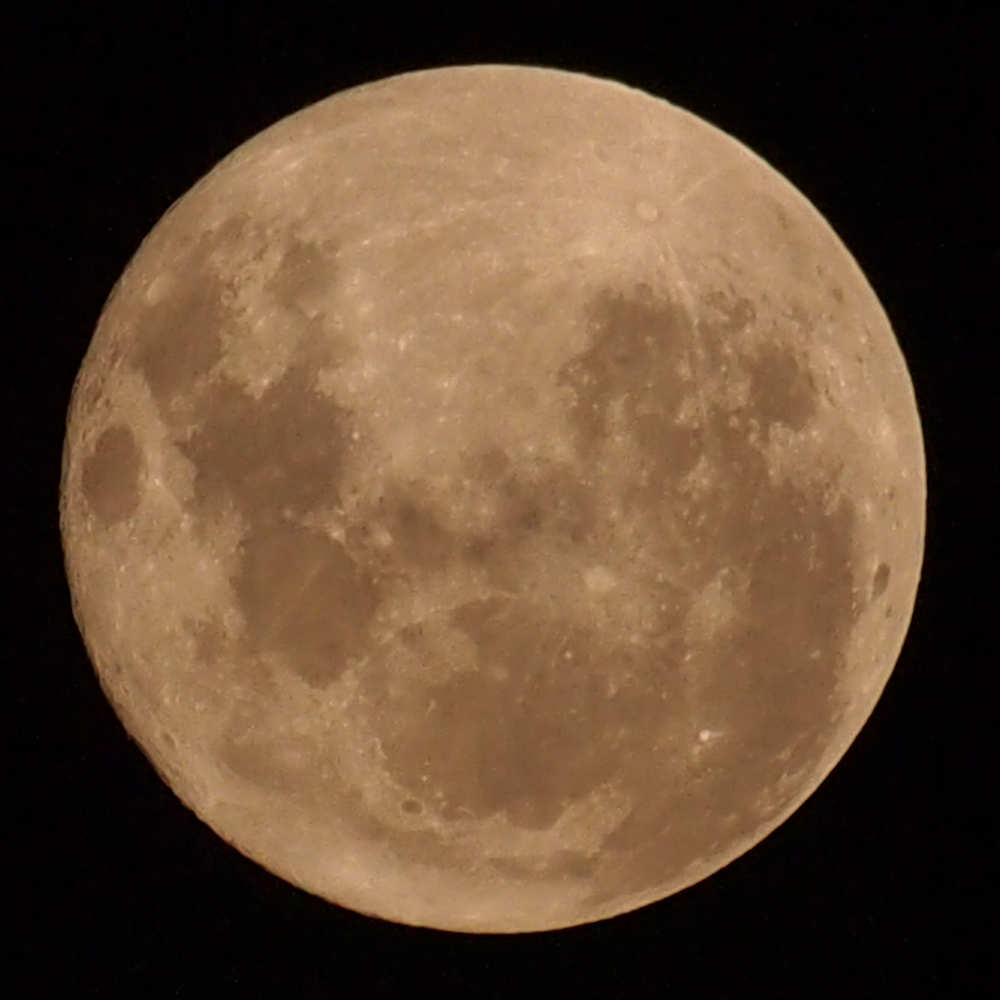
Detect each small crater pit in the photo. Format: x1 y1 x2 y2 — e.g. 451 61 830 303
872 562 891 600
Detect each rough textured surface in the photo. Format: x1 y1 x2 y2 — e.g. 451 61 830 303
60 65 925 933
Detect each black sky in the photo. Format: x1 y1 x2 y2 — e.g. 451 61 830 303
4 3 993 996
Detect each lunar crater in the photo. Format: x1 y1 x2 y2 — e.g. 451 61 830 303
80 424 144 526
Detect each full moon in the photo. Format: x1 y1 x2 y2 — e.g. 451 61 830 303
60 65 925 933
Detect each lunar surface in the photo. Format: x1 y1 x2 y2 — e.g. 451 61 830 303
60 65 925 933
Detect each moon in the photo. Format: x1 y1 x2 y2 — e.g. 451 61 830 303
60 65 925 933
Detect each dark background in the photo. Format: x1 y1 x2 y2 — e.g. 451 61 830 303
4 3 992 996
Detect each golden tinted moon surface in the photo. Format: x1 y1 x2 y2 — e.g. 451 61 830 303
60 65 925 933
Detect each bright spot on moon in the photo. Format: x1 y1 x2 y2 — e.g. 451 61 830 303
634 199 660 223
60 64 925 933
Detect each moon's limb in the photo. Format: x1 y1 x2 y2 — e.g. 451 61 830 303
60 65 925 933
